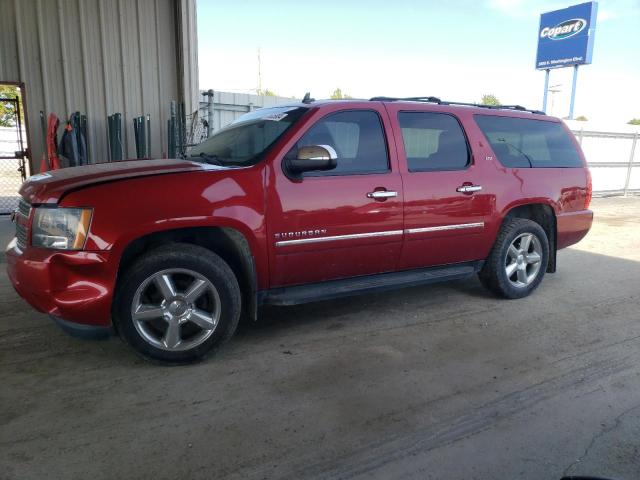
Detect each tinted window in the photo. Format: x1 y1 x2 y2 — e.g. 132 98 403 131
474 115 582 168
398 112 469 171
294 110 389 175
188 106 307 166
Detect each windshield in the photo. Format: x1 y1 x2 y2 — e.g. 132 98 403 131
188 106 308 166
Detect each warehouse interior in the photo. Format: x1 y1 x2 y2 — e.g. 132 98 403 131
0 0 199 171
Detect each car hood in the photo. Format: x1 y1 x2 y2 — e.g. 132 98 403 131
20 159 224 204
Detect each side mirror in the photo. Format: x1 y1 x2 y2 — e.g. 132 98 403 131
286 145 337 177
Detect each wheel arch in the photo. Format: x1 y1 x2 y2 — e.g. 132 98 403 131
501 202 557 273
115 226 258 325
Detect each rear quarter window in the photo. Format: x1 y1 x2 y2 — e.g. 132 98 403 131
474 115 582 168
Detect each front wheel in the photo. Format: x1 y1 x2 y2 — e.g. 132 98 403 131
479 218 549 299
114 243 241 364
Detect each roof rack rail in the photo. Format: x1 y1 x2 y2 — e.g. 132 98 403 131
368 96 545 115
370 96 443 104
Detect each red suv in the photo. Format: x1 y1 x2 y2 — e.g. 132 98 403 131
7 97 593 363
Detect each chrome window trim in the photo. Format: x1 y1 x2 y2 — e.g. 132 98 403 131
275 229 403 247
405 222 485 234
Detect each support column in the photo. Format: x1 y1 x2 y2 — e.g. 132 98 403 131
542 69 550 113
569 65 579 120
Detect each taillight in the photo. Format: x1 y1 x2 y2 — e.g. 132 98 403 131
585 169 593 209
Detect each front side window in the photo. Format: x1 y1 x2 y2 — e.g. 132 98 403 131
293 110 389 176
398 112 469 171
188 106 308 166
474 115 582 168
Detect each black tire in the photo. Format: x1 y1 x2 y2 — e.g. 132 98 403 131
479 218 549 299
113 243 241 364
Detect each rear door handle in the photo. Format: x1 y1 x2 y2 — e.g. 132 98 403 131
367 190 398 199
456 185 483 193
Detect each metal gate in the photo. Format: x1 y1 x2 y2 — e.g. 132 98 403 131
0 97 27 214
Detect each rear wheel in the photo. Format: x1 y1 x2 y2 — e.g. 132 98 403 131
114 244 241 363
479 218 549 299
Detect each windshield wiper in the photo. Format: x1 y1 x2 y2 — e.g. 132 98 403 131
190 152 223 166
496 138 533 168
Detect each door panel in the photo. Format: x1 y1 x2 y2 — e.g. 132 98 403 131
389 107 495 270
401 171 493 269
269 174 403 286
266 105 403 287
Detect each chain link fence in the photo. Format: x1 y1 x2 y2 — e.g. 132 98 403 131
0 94 27 214
0 126 26 214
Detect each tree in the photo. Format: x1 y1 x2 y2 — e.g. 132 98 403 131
575 115 588 121
330 88 353 100
0 85 24 127
628 118 640 125
480 94 501 106
257 88 277 97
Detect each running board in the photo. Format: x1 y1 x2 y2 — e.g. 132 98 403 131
259 261 482 306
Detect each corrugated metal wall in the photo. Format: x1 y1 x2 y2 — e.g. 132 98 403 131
176 0 199 118
0 0 198 171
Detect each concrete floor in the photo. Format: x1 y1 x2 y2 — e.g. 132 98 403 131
1 197 639 480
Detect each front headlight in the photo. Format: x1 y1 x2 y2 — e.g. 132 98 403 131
32 207 93 250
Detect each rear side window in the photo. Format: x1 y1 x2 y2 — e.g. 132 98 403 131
398 112 469 171
474 115 582 168
295 110 389 176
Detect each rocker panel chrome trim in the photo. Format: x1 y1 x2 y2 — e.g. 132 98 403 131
405 222 485 234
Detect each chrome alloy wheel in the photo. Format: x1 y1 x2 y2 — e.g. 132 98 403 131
504 233 543 288
131 269 221 351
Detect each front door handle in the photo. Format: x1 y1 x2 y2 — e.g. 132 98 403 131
367 190 398 199
456 185 483 193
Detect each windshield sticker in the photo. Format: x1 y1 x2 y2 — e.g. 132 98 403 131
263 113 288 121
27 172 52 182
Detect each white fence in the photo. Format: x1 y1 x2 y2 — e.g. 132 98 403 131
571 128 639 195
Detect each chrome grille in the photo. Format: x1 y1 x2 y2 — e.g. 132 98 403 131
17 198 31 218
16 221 28 249
15 198 31 250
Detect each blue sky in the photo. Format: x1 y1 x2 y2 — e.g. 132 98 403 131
197 0 640 123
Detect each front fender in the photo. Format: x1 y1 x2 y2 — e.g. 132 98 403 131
60 168 268 288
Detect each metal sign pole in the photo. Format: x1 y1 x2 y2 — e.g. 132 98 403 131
542 69 550 113
569 64 579 120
